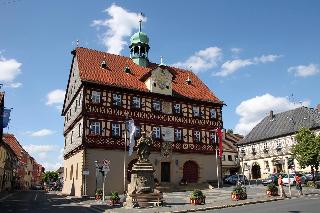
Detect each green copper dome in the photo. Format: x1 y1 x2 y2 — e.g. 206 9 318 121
130 31 149 45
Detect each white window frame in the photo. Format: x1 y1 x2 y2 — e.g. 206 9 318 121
112 93 122 106
194 130 201 142
193 106 200 117
276 140 282 149
90 122 100 135
153 127 161 139
91 91 101 104
173 103 181 114
152 100 161 112
210 131 216 144
132 96 141 109
174 129 182 141
210 108 217 119
112 123 121 137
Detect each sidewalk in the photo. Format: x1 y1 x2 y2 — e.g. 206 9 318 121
70 185 320 213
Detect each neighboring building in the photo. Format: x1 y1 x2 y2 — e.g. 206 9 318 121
0 92 4 142
0 142 18 191
237 107 320 179
56 166 64 181
221 131 243 177
31 159 43 187
3 134 43 189
62 24 224 197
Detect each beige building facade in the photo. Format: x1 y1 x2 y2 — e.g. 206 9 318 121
237 108 320 179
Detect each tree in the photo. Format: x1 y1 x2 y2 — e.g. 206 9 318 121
291 128 320 179
42 171 59 184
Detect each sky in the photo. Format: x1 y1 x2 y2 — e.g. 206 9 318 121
0 0 319 171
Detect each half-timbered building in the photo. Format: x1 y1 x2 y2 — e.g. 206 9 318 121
62 26 224 197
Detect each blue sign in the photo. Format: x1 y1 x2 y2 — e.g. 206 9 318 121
2 108 11 128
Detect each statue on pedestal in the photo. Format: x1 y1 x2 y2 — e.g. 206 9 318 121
136 131 152 162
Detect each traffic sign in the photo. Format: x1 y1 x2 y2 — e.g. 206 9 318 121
83 170 89 175
103 159 110 166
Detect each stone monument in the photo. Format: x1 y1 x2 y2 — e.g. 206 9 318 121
125 132 163 208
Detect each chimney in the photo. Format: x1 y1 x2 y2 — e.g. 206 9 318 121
269 110 274 120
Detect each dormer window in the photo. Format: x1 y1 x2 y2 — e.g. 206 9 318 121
112 93 122 106
152 100 161 112
193 106 200 117
173 103 181 114
132 96 141 109
91 91 101 104
210 108 217 120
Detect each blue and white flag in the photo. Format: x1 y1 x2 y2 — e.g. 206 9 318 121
127 119 136 156
2 108 11 128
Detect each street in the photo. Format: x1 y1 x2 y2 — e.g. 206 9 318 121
211 195 320 213
0 190 96 213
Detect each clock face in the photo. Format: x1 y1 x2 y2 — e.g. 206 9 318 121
156 70 169 90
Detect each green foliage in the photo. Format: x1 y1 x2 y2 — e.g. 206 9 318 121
266 183 278 191
306 181 316 188
42 171 59 183
232 185 245 194
292 128 320 172
110 191 120 201
190 189 206 199
95 188 103 196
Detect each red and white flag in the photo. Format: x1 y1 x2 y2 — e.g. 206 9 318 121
217 128 223 158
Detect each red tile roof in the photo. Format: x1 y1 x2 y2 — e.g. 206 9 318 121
3 134 28 164
75 47 222 104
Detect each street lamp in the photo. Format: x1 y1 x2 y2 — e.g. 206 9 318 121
285 156 292 197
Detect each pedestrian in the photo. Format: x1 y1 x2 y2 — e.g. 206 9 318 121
278 175 286 198
295 174 303 196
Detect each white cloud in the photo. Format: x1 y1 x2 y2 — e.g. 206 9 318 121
172 47 222 73
234 93 310 135
28 129 55 137
214 59 253 77
214 54 281 77
231 48 242 54
254 54 282 63
46 89 65 106
23 144 57 155
288 63 319 77
5 82 22 88
58 148 64 161
42 162 62 172
0 55 22 82
91 4 145 54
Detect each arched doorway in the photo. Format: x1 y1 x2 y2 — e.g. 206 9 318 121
251 162 261 179
183 161 199 183
127 159 138 182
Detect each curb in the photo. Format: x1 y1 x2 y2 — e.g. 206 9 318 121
170 198 284 213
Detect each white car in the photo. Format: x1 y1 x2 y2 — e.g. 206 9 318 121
282 174 296 186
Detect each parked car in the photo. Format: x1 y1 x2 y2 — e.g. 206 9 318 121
262 174 279 186
224 174 248 185
282 174 296 186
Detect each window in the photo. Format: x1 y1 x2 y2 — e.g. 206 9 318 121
210 131 216 144
70 131 73 144
76 163 78 180
240 148 245 155
78 123 82 137
112 123 121 137
228 155 233 161
90 122 100 135
75 100 78 112
173 103 181 114
222 155 226 161
174 129 182 141
194 130 201 143
152 127 161 139
132 96 141 109
210 108 217 119
152 100 161 112
91 91 101 103
193 106 200 117
135 126 141 138
112 93 122 106
276 140 282 150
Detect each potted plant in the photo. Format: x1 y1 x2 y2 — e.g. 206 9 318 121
266 183 278 196
95 188 103 200
190 189 206 205
110 191 120 205
231 185 247 201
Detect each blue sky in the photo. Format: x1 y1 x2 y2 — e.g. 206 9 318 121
0 0 319 171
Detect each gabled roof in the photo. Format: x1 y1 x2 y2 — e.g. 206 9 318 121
3 134 29 162
238 107 320 145
74 47 222 104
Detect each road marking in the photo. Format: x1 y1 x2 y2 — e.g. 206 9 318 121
34 193 38 201
0 193 14 201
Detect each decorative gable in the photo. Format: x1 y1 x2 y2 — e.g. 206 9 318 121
144 67 173 95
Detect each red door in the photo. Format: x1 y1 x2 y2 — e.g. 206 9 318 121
183 161 198 183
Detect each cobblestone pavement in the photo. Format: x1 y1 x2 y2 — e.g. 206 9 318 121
66 185 320 213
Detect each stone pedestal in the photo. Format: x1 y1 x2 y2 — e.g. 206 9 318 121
125 161 163 208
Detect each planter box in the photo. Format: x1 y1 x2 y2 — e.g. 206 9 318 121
190 197 205 205
231 192 247 201
266 190 278 197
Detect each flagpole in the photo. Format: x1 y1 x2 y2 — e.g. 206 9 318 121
123 113 128 194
